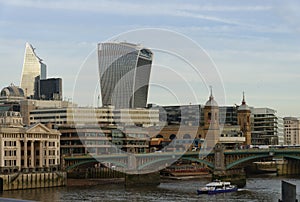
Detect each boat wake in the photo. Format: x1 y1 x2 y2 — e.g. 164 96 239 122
237 188 249 191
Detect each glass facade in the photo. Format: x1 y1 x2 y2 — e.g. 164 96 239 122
98 42 153 109
20 43 47 98
251 108 279 145
39 78 62 100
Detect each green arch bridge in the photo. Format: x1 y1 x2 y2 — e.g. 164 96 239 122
62 146 300 176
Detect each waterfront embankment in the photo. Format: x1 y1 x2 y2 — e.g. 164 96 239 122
0 172 66 191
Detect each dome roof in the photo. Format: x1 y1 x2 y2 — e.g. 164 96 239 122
238 104 250 111
205 97 218 107
0 85 25 97
238 92 250 111
205 86 218 107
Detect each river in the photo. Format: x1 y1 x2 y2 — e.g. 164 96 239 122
1 175 300 201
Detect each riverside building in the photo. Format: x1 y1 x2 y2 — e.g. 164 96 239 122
0 111 60 173
251 108 281 145
29 106 159 128
284 117 300 145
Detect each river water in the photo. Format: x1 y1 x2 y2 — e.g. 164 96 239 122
1 175 300 201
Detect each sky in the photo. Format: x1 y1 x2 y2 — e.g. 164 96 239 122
0 0 300 117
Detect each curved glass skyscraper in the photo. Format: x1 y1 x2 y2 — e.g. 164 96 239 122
20 42 47 98
98 42 153 109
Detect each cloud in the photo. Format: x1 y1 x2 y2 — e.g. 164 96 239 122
0 0 272 12
0 0 268 26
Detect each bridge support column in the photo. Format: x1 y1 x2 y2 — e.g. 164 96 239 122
277 159 300 176
125 171 160 187
212 144 246 187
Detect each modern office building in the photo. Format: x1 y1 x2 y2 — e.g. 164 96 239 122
20 99 73 125
113 108 160 127
277 117 284 145
59 125 149 156
39 78 62 100
284 117 300 145
251 108 279 145
20 43 47 98
29 106 159 128
29 107 114 127
219 106 238 126
150 104 202 126
98 42 153 109
150 104 238 127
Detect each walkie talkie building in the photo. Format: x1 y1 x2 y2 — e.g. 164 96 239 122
98 42 153 109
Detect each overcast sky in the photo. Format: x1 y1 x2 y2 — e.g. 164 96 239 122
0 0 300 117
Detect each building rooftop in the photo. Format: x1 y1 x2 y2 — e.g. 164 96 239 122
0 84 25 98
205 86 218 107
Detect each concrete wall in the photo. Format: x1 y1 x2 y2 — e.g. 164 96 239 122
0 172 66 191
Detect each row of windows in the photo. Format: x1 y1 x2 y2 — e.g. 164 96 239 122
48 142 56 147
48 150 57 156
2 134 19 138
84 140 110 145
4 141 17 147
43 159 57 165
4 160 16 166
0 118 22 124
84 132 106 137
30 110 67 115
4 150 17 156
30 116 67 120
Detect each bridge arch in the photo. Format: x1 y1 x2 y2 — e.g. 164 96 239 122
226 153 300 170
281 154 300 161
138 157 171 170
226 154 270 169
181 157 214 169
138 156 214 170
66 159 127 171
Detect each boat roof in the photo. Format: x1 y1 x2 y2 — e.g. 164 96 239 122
206 181 231 186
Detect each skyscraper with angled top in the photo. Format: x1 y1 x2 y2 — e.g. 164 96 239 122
20 42 47 98
98 42 153 109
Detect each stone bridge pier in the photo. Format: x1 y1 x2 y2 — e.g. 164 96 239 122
212 144 246 188
277 159 300 176
125 154 160 187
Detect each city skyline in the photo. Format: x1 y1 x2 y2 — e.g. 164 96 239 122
0 1 300 116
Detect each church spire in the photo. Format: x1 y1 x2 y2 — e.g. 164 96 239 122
242 91 246 105
238 91 250 111
205 85 218 107
209 85 214 100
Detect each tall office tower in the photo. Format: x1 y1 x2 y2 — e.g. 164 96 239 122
98 42 153 109
40 78 62 100
20 42 47 98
